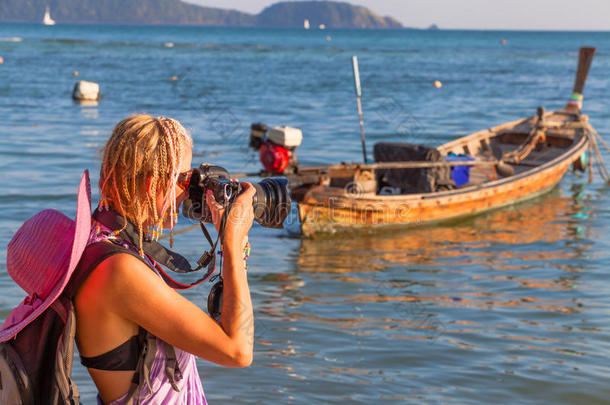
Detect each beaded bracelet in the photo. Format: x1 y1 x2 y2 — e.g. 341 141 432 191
243 242 250 271
217 241 250 271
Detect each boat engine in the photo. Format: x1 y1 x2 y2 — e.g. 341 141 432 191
250 123 302 175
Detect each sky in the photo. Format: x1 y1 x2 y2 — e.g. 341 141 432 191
185 0 610 31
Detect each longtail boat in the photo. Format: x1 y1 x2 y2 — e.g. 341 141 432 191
282 47 602 237
237 48 603 237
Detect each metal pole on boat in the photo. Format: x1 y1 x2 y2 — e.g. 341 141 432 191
352 56 368 163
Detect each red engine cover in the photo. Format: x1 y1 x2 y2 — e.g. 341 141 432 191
260 142 291 174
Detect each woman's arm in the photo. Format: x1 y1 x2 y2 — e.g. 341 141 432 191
207 182 255 365
92 183 256 367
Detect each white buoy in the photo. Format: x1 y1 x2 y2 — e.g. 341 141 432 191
164 42 174 48
169 76 179 81
72 80 100 101
434 80 442 88
326 36 331 41
0 56 4 65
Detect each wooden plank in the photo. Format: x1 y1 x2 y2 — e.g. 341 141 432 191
296 159 498 173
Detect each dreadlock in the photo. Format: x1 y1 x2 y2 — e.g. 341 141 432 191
99 114 192 253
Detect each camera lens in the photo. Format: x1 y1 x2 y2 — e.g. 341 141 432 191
252 178 291 228
182 164 291 228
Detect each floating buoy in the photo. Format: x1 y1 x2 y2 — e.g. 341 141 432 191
501 39 507 45
0 56 4 65
434 80 442 88
169 76 179 81
326 36 331 41
73 70 79 76
72 80 100 101
164 42 174 48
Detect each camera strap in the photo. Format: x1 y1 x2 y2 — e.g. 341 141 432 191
93 208 224 289
198 198 234 274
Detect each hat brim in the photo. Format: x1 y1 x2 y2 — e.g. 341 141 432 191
0 170 91 342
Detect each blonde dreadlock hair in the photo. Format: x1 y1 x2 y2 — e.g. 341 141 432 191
99 114 192 253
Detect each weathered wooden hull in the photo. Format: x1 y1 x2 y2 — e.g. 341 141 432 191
294 110 589 237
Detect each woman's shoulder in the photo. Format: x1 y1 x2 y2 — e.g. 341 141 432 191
75 243 164 309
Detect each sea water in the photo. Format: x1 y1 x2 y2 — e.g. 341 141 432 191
0 24 609 404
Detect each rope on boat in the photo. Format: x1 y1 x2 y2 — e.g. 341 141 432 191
503 127 546 164
565 120 610 184
502 109 546 165
519 118 610 184
588 136 595 184
583 122 610 183
159 224 199 240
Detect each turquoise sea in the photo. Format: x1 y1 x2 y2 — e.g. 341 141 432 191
1 24 610 404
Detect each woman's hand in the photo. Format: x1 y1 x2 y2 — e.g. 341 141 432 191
206 182 255 251
206 189 224 233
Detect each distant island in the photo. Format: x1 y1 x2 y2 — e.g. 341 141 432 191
0 0 403 29
256 2 401 29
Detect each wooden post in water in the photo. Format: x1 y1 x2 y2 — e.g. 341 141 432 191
352 56 368 163
565 47 596 112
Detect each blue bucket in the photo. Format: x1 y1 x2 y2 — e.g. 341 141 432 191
445 153 475 187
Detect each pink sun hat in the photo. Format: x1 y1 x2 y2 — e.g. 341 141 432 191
0 170 92 342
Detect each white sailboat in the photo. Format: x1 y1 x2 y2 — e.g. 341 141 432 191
42 6 55 26
304 19 310 29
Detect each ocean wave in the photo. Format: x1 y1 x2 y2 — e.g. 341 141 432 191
0 193 75 204
42 38 91 45
0 37 23 42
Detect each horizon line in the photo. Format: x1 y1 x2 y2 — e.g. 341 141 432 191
1 20 609 32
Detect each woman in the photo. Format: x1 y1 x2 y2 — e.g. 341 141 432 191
74 115 254 404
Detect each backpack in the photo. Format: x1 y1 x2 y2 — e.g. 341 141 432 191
0 248 99 405
0 297 80 404
0 215 184 405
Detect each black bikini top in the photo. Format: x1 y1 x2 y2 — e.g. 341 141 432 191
80 330 143 371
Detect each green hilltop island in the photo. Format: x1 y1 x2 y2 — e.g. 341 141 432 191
0 0 403 29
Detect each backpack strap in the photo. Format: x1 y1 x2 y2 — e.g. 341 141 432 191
64 241 143 299
51 296 80 405
162 341 181 392
123 329 157 405
68 241 184 402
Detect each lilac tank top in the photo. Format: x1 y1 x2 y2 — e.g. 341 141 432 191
88 223 207 405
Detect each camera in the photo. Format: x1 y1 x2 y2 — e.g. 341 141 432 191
182 164 291 229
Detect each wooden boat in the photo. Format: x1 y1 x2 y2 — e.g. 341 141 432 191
288 47 598 237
